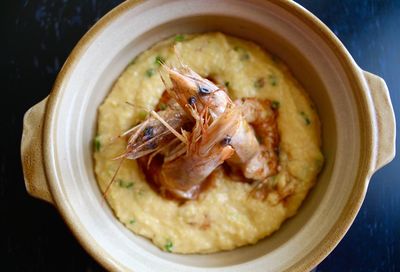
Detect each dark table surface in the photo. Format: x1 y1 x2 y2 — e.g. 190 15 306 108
2 0 399 271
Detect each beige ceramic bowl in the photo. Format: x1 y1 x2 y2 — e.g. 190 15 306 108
21 0 396 271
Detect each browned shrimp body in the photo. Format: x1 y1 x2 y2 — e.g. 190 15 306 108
139 106 241 200
228 98 280 180
160 145 234 199
247 100 280 176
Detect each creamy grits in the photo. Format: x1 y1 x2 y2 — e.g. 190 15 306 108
94 33 323 253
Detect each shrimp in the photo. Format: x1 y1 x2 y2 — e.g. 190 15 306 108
139 105 241 200
161 63 279 181
121 98 191 160
103 95 192 197
161 64 231 120
228 98 279 180
118 62 279 200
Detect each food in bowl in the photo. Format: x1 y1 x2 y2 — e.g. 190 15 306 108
93 32 323 254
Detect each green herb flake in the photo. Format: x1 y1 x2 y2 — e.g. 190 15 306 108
268 74 278 86
240 52 250 61
164 239 173 252
146 68 155 77
129 219 136 224
155 56 165 66
300 111 311 125
94 136 101 152
224 81 230 88
138 110 148 120
159 103 167 111
174 34 185 42
254 77 265 89
118 179 134 188
129 56 138 65
271 101 280 109
233 46 250 61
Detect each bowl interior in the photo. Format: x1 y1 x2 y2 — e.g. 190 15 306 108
48 0 362 271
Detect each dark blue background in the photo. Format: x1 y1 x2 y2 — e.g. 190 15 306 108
2 0 399 271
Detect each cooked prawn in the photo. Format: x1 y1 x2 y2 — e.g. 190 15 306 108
161 64 231 120
121 99 191 160
162 62 279 181
140 105 241 200
228 98 279 180
115 61 280 201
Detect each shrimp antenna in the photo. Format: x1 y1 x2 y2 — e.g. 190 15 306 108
159 67 168 87
102 157 125 199
119 109 150 138
119 125 139 138
159 66 175 98
173 45 185 68
125 101 151 111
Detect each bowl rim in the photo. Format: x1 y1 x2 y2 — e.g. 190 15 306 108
42 0 376 271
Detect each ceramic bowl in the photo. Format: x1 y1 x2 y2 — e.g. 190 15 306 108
21 0 396 271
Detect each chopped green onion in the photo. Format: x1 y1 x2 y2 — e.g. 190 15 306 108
233 46 250 60
146 68 155 77
254 77 265 89
138 110 148 120
129 57 138 65
300 111 311 125
118 179 134 188
94 136 101 152
129 219 136 224
268 74 278 86
271 101 280 109
164 239 173 252
159 103 167 111
155 56 165 65
174 34 185 42
240 52 250 61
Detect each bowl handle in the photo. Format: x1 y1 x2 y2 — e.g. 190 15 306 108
363 71 396 171
21 97 53 204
